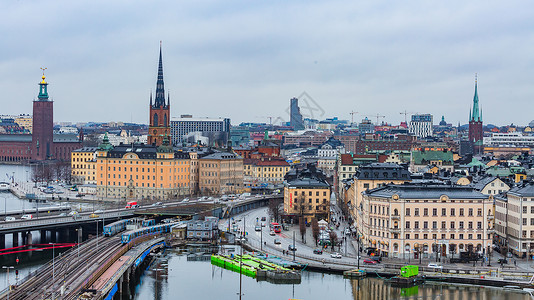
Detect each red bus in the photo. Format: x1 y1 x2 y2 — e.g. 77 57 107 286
270 222 281 233
125 201 138 209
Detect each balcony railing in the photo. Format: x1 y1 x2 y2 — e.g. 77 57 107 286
487 215 494 220
390 227 401 233
391 215 400 220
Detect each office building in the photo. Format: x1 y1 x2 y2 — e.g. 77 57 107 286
409 114 433 138
171 116 230 146
290 97 305 131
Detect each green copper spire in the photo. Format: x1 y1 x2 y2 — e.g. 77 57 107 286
471 74 481 122
98 132 114 151
38 67 49 100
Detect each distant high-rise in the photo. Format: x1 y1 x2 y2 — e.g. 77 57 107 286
290 97 304 131
148 43 171 146
409 114 433 138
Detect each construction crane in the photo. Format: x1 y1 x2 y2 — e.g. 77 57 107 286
399 110 416 123
255 116 274 125
371 114 385 125
349 111 359 125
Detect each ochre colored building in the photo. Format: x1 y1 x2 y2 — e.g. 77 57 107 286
95 135 190 201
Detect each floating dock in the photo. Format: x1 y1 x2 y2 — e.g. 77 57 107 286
211 254 301 283
343 269 367 278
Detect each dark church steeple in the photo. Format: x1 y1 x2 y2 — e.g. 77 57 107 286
153 42 167 108
148 42 171 146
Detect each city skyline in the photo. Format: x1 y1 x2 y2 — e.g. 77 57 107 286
1 1 533 126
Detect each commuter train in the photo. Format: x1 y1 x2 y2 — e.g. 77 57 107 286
103 218 158 237
121 223 176 244
103 219 135 237
141 219 156 227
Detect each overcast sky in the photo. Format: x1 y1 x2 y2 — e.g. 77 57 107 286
1 1 533 127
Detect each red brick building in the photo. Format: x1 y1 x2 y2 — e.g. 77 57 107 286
0 73 82 162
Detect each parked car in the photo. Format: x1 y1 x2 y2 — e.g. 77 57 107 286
313 249 323 255
261 216 266 222
21 214 33 220
427 263 443 270
288 245 297 251
363 259 377 264
269 231 276 236
330 252 342 259
371 256 382 263
274 239 281 244
255 226 261 232
4 216 15 222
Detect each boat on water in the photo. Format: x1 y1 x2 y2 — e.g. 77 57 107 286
0 182 10 192
389 265 424 287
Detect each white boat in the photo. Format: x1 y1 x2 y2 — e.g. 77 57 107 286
0 182 10 192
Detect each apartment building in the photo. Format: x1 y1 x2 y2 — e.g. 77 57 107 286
362 184 493 259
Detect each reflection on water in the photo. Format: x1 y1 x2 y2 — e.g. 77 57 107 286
134 249 531 300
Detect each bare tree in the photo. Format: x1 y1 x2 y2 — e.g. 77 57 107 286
299 217 306 243
31 164 44 187
311 218 319 246
329 231 338 251
268 198 282 223
42 164 53 185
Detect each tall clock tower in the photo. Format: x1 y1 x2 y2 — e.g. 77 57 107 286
148 43 171 146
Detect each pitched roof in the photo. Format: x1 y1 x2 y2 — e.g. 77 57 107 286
411 150 453 165
366 184 488 200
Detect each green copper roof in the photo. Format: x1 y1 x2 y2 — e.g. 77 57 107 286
98 132 114 151
467 157 486 168
411 150 453 165
157 135 173 153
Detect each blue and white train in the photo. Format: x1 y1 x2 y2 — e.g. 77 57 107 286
103 219 135 237
141 219 155 227
121 223 176 244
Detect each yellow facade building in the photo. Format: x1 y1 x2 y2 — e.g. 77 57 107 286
284 177 331 224
95 135 190 201
243 158 290 187
71 147 97 185
198 152 244 195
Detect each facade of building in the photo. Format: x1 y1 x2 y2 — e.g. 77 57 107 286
147 45 171 147
410 150 454 173
284 176 331 224
0 73 82 162
358 117 375 134
362 184 494 259
483 132 534 147
187 217 219 240
495 183 534 258
243 157 290 188
71 147 98 184
95 135 190 200
14 115 32 133
409 114 433 138
335 134 415 155
198 152 244 195
170 116 230 146
348 164 411 240
317 137 345 177
290 97 305 131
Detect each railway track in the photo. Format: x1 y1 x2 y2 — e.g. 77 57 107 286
4 236 123 300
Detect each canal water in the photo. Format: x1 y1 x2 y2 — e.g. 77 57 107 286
134 249 531 300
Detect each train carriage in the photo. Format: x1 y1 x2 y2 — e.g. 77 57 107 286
121 222 177 244
103 219 135 237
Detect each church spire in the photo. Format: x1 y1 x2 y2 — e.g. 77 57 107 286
154 41 165 108
471 73 480 122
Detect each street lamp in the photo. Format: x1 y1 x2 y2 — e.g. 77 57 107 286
2 266 14 300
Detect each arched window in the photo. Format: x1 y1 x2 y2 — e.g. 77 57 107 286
393 209 399 216
153 113 159 126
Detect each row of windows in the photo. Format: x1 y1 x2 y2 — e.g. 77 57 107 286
293 191 328 196
404 233 483 240
100 181 189 188
405 221 483 229
406 208 483 217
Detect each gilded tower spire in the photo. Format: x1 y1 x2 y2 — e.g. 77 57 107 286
38 67 49 100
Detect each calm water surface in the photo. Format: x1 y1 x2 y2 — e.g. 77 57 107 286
134 249 531 300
